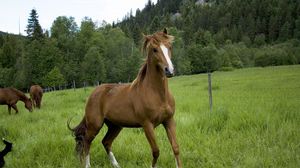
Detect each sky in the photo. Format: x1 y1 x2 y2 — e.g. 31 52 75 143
0 0 157 35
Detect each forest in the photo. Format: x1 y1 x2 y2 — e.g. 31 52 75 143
0 0 300 90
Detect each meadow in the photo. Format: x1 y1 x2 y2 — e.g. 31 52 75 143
0 65 299 168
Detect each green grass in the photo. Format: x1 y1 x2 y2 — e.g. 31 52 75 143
1 65 300 167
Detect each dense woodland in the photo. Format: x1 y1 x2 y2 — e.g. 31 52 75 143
0 0 300 90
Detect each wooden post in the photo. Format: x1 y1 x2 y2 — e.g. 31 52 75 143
208 73 213 112
84 81 86 92
73 80 76 91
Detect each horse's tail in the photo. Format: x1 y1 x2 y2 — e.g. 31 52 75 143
67 116 75 131
67 116 87 157
67 115 85 133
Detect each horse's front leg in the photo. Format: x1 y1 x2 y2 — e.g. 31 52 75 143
11 104 18 114
163 118 181 168
143 122 159 168
7 105 11 115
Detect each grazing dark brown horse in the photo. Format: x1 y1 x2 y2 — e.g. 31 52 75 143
68 29 181 168
30 85 43 109
0 88 33 114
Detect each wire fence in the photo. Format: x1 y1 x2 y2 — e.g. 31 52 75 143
28 80 103 93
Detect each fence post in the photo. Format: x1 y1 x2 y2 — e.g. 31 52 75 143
208 73 213 112
73 80 76 91
84 81 86 92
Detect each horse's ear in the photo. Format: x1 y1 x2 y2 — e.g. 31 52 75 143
142 34 151 54
143 33 151 41
163 28 168 35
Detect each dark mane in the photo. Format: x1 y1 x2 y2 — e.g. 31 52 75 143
9 88 28 101
131 62 147 87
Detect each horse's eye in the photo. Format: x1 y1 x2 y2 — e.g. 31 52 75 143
153 48 158 53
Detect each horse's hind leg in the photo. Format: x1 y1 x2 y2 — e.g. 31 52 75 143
36 97 40 108
102 122 122 168
82 117 104 168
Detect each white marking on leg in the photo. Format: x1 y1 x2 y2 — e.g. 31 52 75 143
85 154 91 168
175 158 179 168
160 44 174 74
109 152 120 168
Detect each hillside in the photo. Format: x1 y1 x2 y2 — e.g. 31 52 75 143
0 0 300 90
118 0 300 45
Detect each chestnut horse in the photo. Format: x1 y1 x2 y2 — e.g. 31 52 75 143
30 85 43 108
0 87 33 114
68 29 181 168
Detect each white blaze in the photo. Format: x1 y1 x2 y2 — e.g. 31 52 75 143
160 44 174 74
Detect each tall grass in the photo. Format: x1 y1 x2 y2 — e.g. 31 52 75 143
1 65 299 167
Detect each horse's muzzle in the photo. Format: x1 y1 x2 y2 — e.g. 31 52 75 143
165 67 174 78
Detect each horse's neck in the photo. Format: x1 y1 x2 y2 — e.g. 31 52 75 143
143 61 169 99
16 91 28 102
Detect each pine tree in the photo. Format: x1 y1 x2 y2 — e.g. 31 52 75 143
149 16 161 33
279 21 291 41
293 19 300 40
26 9 44 41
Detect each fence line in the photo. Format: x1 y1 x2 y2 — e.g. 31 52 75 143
41 80 102 93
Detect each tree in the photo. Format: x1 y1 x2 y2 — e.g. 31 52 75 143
254 34 266 46
294 19 300 40
0 35 17 68
81 46 106 84
50 16 78 50
187 44 220 73
279 21 291 41
169 27 191 75
269 15 280 42
43 66 65 87
26 9 44 41
0 67 14 87
149 16 161 33
104 28 136 82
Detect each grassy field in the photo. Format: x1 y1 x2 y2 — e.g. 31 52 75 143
1 65 300 168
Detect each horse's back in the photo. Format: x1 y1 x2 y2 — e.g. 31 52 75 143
87 83 131 107
0 88 19 104
30 85 43 95
85 83 141 127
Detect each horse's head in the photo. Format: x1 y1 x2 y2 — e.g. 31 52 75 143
25 98 33 112
143 28 175 78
